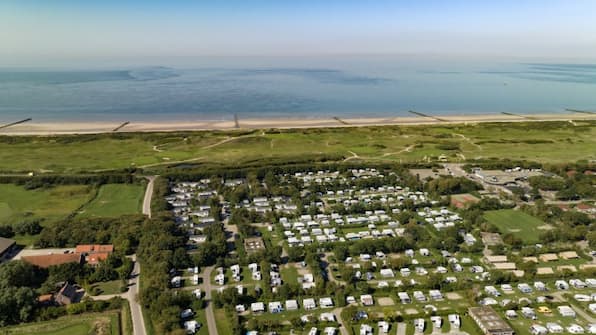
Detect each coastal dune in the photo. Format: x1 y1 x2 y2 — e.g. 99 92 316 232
0 113 594 135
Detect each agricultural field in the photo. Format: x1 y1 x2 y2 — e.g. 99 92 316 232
0 121 594 172
77 184 144 218
1 312 121 335
484 209 548 243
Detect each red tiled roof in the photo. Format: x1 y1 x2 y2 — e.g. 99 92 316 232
22 253 83 268
87 252 111 265
75 244 114 254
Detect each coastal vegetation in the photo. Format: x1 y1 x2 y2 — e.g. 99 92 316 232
0 121 594 173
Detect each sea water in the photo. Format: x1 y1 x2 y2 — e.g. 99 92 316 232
0 59 595 122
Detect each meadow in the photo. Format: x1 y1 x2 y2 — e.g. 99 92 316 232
0 183 94 243
0 121 594 173
77 184 144 218
0 184 94 225
484 209 547 243
0 183 143 245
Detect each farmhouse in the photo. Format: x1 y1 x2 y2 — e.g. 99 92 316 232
469 306 515 335
55 282 80 305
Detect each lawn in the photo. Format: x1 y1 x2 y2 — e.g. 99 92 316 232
77 184 144 218
1 312 120 335
214 308 234 335
194 308 209 335
90 279 124 295
484 209 547 243
0 121 594 173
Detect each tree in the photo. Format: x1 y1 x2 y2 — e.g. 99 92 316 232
290 317 305 329
588 231 596 249
14 219 43 235
0 286 37 326
286 246 305 262
0 261 47 288
0 225 14 238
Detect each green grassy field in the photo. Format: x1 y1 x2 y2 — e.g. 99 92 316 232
0 184 96 244
1 313 120 335
0 121 594 172
484 209 547 243
77 184 144 218
214 308 234 335
90 279 124 295
0 184 94 225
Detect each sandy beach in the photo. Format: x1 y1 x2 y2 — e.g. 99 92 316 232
0 113 594 135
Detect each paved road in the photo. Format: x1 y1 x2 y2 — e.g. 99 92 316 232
142 176 156 218
332 307 350 335
201 266 218 335
90 256 146 335
127 259 146 335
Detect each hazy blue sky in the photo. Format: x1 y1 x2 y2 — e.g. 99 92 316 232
1 0 595 66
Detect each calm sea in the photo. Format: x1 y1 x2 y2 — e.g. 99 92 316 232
1 60 595 122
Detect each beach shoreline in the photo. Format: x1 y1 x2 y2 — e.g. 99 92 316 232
0 113 594 135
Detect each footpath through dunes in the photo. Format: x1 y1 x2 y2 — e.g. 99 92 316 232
1 118 595 173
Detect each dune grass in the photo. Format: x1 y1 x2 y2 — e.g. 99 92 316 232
0 121 593 173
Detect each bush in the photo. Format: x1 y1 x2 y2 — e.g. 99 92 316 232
14 219 43 235
0 225 14 238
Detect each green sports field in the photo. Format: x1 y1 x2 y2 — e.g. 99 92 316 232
77 184 144 218
484 209 548 243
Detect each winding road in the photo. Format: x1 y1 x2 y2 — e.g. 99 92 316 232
142 176 156 218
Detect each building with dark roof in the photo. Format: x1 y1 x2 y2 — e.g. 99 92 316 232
0 237 16 262
55 283 79 305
